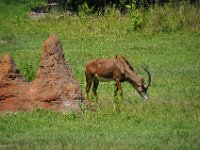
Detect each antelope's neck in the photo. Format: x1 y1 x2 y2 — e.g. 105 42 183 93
126 71 142 87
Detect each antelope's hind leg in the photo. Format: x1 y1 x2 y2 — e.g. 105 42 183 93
92 77 99 101
85 72 94 100
114 83 119 100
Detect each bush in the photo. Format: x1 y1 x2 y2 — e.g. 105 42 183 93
78 2 93 16
131 0 142 30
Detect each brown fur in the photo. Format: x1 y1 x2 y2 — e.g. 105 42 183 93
116 55 135 71
85 56 151 100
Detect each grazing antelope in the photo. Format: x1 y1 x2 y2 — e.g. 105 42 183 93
85 55 151 101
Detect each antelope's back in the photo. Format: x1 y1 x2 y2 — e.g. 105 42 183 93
86 58 116 75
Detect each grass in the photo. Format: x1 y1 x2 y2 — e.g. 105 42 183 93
0 106 200 149
0 1 200 149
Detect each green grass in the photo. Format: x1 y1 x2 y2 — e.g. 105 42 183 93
0 1 200 149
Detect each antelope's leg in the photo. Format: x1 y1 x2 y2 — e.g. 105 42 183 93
92 77 99 98
115 79 123 101
113 80 123 112
114 83 119 99
86 81 92 100
85 73 94 100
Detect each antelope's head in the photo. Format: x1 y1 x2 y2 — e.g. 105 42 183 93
136 66 152 100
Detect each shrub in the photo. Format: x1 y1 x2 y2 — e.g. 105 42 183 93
131 0 142 30
78 2 93 16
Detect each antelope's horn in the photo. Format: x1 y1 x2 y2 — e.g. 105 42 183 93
142 65 151 89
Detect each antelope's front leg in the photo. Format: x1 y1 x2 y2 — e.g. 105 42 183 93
115 79 123 101
114 83 118 99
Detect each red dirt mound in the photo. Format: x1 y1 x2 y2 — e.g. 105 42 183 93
0 35 87 112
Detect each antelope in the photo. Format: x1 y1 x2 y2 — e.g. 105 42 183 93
85 55 151 101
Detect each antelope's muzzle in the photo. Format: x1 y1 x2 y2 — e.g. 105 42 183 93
139 91 148 100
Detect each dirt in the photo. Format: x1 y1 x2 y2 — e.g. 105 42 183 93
0 35 88 112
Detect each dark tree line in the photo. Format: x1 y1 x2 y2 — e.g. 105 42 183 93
48 0 199 12
3 0 199 8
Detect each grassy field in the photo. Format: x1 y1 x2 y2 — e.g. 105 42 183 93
0 1 200 149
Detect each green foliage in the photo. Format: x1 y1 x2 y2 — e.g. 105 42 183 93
2 0 47 9
131 0 142 30
104 5 121 17
141 3 200 32
78 2 93 16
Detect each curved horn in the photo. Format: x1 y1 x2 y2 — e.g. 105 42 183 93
142 65 151 89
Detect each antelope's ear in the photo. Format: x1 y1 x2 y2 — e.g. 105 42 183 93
141 78 145 85
141 78 146 89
